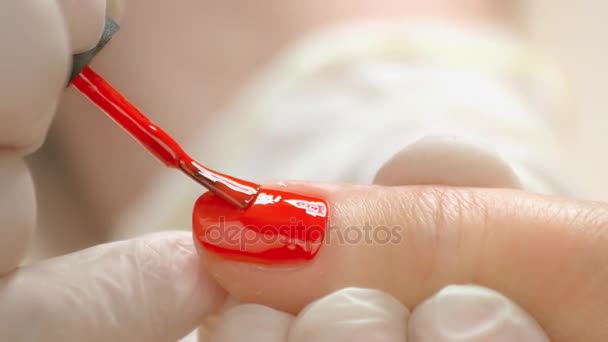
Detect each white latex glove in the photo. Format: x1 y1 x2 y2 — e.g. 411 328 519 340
205 286 548 342
0 2 225 341
0 231 225 341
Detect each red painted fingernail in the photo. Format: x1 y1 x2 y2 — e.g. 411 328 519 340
193 188 329 264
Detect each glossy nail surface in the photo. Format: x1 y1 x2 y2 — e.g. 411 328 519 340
193 189 329 264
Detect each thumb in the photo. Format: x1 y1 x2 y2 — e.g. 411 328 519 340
0 231 225 342
194 183 608 342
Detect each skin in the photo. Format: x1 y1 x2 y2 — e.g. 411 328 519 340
194 136 607 342
197 182 608 342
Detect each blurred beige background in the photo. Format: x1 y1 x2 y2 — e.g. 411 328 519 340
523 0 608 200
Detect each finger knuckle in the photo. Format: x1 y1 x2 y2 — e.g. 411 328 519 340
409 187 486 231
401 187 489 284
573 202 608 232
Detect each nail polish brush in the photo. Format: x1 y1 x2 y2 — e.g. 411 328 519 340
69 18 259 208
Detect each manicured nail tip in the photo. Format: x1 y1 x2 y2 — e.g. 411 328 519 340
193 188 329 264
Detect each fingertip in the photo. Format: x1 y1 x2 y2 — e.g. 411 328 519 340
124 232 228 339
409 285 549 342
192 182 344 313
57 0 107 53
0 1 69 153
143 231 227 316
288 288 409 342
0 157 35 275
374 136 522 189
208 304 293 342
0 231 228 341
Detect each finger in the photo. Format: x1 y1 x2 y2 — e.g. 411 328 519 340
57 0 107 53
374 136 521 189
198 297 242 341
197 183 608 341
0 0 70 153
288 287 409 342
0 156 36 275
409 285 549 342
208 304 293 342
0 231 226 342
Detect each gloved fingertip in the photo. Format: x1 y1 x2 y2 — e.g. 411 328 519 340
57 0 106 53
0 157 35 275
209 304 293 342
289 287 409 342
0 1 69 153
408 285 550 342
374 135 522 189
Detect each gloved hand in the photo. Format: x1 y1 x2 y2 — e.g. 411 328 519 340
204 286 549 341
0 2 225 341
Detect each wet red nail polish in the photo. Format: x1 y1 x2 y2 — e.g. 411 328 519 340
193 189 329 264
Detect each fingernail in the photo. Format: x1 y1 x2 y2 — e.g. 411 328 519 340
409 285 549 341
192 189 329 264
